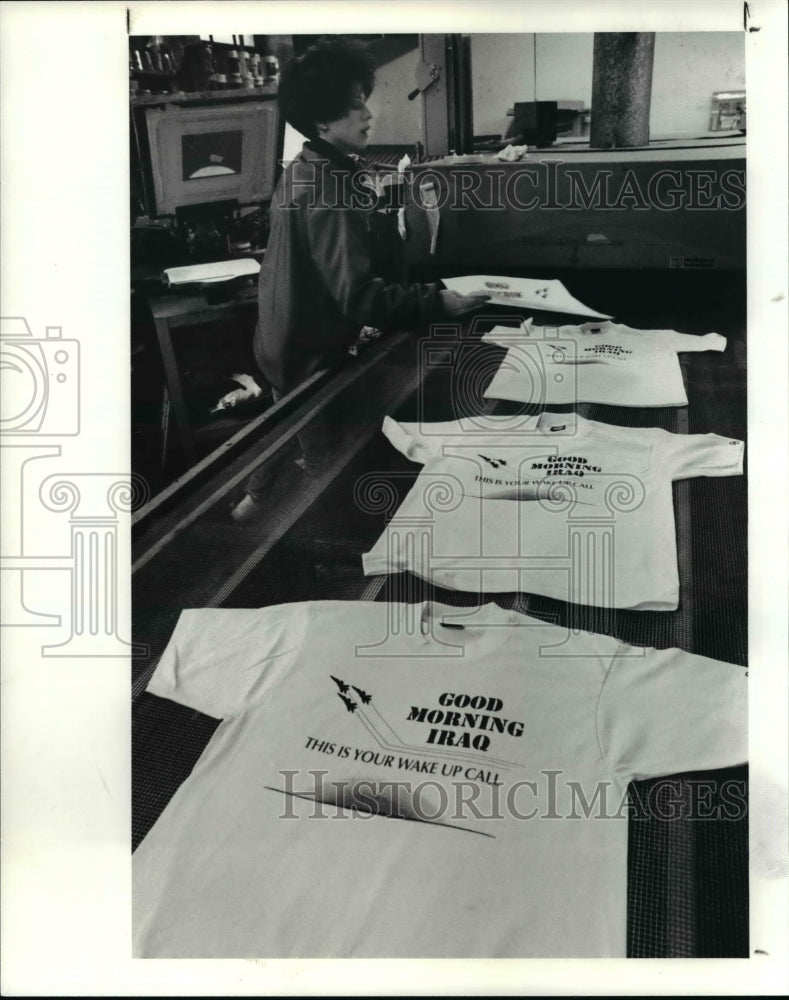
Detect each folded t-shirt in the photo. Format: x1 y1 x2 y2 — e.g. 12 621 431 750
482 320 726 407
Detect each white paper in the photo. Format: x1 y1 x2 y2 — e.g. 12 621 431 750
496 143 529 161
442 274 613 319
164 257 260 285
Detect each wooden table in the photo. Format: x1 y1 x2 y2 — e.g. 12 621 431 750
144 280 259 468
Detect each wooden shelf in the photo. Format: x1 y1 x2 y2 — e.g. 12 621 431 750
131 84 277 107
132 68 178 79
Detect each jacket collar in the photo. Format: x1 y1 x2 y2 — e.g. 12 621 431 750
302 138 364 173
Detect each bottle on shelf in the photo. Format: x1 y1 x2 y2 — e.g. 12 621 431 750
263 55 279 85
195 41 215 91
239 49 253 88
227 48 242 87
146 35 167 72
249 52 263 87
208 44 226 90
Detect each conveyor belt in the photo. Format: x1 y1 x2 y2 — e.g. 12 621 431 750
132 269 747 956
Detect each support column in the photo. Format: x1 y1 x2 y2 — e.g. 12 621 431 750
590 33 655 148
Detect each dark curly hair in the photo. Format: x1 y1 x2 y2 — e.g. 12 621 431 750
278 37 376 139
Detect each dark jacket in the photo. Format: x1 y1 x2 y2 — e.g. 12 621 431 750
254 139 443 393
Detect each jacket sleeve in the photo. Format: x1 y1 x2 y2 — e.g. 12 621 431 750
303 196 445 332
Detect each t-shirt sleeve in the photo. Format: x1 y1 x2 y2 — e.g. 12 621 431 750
651 428 745 481
381 414 541 465
597 645 747 782
145 604 306 719
660 329 728 354
380 415 454 464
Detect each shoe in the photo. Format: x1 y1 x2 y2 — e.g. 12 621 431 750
229 493 263 523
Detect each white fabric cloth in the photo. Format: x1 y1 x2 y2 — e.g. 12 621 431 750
133 600 746 958
481 320 727 407
442 275 612 319
362 412 744 609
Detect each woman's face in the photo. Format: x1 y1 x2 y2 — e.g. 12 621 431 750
319 86 373 155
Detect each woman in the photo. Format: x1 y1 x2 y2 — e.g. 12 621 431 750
233 38 487 520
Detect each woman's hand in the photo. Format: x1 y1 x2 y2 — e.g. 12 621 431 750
439 289 491 316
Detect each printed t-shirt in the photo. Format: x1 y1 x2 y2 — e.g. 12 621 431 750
361 412 744 609
481 320 727 407
133 600 746 958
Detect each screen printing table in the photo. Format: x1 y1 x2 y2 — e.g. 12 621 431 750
132 268 747 958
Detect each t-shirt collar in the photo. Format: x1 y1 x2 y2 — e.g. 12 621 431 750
579 320 613 335
416 601 524 648
535 411 587 435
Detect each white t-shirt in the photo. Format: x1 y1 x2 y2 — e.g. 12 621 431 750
133 600 746 958
362 412 744 609
481 320 727 407
442 274 613 320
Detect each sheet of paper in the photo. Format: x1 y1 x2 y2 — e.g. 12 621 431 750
442 275 612 319
164 257 261 285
